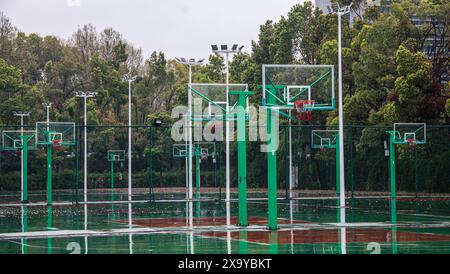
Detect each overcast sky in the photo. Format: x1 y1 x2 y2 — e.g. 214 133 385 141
1 0 306 60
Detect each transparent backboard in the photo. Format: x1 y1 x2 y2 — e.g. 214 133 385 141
108 150 126 162
1 130 37 151
392 123 426 145
173 144 188 158
311 130 339 149
190 83 249 120
36 122 76 146
173 142 216 158
263 65 335 110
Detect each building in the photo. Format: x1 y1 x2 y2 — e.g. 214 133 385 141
307 0 376 24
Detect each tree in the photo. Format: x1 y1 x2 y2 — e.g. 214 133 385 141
0 58 23 95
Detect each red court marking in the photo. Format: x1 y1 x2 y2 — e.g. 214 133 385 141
128 216 450 244
129 216 309 228
201 228 450 245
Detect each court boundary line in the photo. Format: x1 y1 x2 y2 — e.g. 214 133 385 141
2 221 450 240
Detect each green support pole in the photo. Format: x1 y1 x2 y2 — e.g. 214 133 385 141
71 139 77 204
111 160 114 202
238 231 248 254
47 144 53 206
284 127 289 200
21 136 29 203
237 93 248 227
195 149 200 220
218 148 222 201
148 127 154 203
349 126 354 219
214 155 218 198
267 91 278 230
414 148 419 198
336 140 340 223
47 206 53 254
74 126 79 204
268 231 278 254
392 226 398 254
389 134 397 224
23 206 28 254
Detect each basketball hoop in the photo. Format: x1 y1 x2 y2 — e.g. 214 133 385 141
294 100 315 121
211 123 223 134
52 139 62 149
406 138 417 149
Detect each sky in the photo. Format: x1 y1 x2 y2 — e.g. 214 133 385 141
0 0 307 60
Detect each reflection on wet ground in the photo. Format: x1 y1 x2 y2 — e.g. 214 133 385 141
0 193 450 254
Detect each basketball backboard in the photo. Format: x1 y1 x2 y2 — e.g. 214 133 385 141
190 83 249 120
263 64 335 111
311 130 339 149
391 123 426 145
172 142 216 158
107 150 126 162
36 122 76 146
1 130 37 151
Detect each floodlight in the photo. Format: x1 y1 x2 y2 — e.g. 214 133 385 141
175 57 181 62
238 45 244 51
13 111 31 116
74 91 97 98
211 45 218 51
153 119 162 127
175 57 204 66
232 44 238 51
331 2 352 14
123 74 137 82
221 45 227 50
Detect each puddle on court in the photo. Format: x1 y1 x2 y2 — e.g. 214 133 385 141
1 194 450 254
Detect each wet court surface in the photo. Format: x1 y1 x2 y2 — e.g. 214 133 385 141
1 192 450 254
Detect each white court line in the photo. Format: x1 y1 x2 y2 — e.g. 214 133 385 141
2 221 450 240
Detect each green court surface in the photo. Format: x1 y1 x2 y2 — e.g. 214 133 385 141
1 191 450 254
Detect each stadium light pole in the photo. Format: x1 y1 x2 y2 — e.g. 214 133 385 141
74 91 97 204
42 103 52 130
211 44 244 228
13 111 30 203
123 74 137 203
332 3 352 226
175 57 204 228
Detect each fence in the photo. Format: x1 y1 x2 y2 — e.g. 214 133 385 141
0 124 449 204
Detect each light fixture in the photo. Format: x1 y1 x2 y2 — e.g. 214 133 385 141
175 57 204 66
153 119 162 127
74 91 97 98
210 44 243 54
13 111 31 117
123 74 137 82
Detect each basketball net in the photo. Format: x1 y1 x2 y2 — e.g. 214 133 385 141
202 151 208 160
294 100 315 121
406 138 416 149
53 139 62 150
211 122 223 134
